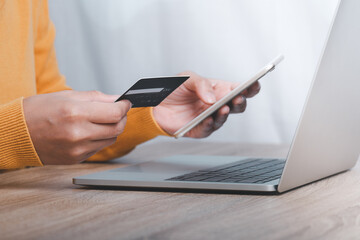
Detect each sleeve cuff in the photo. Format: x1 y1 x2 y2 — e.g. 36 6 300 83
0 98 42 169
148 107 172 137
121 106 172 141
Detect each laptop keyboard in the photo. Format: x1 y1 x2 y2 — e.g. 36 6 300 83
166 158 285 184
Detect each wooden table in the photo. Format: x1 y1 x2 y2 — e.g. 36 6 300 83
1 141 359 240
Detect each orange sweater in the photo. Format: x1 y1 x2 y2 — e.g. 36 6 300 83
0 0 168 169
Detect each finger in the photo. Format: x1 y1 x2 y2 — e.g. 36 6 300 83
84 100 131 124
88 117 128 140
246 81 261 98
213 105 230 130
230 82 240 90
82 137 119 160
186 117 214 138
230 96 247 113
227 95 242 111
90 137 118 149
69 90 120 103
185 74 216 104
242 81 261 98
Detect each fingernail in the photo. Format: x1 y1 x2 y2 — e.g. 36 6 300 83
123 100 133 108
234 96 242 104
206 93 216 104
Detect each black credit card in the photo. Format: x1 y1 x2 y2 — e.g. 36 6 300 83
115 76 190 108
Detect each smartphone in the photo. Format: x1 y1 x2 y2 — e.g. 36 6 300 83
173 55 284 138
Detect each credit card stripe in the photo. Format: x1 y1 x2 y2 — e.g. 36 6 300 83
125 88 164 95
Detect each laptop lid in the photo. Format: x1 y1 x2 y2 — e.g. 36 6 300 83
278 0 360 193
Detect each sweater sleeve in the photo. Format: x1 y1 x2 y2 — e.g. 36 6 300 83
0 98 42 169
34 0 71 94
0 0 169 169
0 0 61 169
31 1 171 162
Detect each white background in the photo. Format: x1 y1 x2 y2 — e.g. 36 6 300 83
49 0 339 145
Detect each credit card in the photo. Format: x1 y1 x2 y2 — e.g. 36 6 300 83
115 76 190 108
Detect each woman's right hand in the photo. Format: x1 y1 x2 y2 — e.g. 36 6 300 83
23 90 131 165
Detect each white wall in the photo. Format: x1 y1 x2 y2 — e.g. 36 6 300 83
49 0 339 144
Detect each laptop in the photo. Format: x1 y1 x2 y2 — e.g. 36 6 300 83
73 0 360 193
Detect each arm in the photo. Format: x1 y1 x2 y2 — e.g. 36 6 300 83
5 1 258 167
24 0 166 164
0 0 64 169
88 72 261 162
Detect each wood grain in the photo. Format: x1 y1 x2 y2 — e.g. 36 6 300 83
0 141 359 240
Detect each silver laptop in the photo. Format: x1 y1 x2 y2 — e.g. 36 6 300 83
73 0 360 193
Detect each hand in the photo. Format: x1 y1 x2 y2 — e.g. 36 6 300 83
153 72 261 138
23 90 131 165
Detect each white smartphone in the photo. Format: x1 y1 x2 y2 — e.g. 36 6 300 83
173 55 284 138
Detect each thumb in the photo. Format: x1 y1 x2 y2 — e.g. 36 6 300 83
185 74 216 105
70 90 120 103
